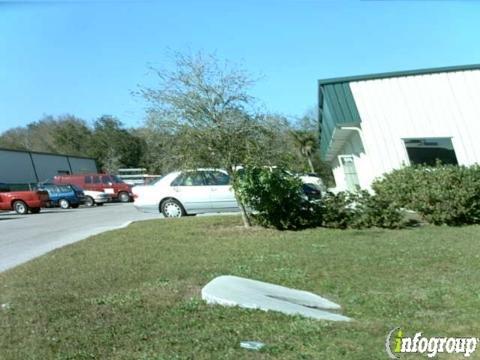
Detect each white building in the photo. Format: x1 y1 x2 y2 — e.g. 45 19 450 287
318 64 480 192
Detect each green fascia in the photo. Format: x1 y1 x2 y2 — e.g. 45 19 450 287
318 83 361 160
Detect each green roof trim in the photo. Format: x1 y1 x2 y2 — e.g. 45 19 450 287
318 63 480 86
318 83 361 159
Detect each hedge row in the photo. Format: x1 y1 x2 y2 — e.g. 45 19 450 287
236 164 480 230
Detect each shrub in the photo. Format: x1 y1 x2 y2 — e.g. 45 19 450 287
372 164 480 225
350 190 404 229
320 191 404 229
234 167 322 230
319 191 356 229
235 167 405 230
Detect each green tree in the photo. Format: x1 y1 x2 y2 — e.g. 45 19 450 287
293 110 335 186
0 127 30 150
290 130 318 173
89 115 145 172
53 115 92 155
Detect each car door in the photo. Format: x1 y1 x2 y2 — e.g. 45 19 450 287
44 185 59 204
202 170 238 211
101 175 116 196
83 175 95 191
170 171 211 213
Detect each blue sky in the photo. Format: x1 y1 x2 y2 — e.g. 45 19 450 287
1 0 479 133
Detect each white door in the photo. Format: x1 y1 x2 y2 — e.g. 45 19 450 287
170 171 211 212
202 170 239 211
339 155 360 192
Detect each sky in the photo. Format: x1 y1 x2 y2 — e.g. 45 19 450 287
1 0 480 133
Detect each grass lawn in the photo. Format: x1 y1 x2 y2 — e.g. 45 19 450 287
1 216 480 359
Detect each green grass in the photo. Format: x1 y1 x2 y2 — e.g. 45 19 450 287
1 216 480 359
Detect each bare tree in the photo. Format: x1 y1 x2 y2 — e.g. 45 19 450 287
138 52 281 227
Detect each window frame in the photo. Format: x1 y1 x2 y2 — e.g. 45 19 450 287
402 137 458 166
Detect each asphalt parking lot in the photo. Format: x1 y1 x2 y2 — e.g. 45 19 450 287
0 203 162 272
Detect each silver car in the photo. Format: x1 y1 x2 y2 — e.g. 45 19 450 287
132 169 239 217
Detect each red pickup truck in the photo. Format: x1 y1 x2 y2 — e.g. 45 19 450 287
0 183 50 215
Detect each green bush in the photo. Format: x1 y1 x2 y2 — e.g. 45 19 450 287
372 164 480 225
350 190 404 229
235 167 404 230
319 191 355 229
320 191 404 229
234 167 322 230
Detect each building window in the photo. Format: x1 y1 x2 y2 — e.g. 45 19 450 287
403 137 458 166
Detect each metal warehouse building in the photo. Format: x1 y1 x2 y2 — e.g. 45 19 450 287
0 148 97 186
318 64 480 192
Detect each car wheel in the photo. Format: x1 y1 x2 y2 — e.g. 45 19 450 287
118 192 130 203
13 201 28 215
84 196 95 207
59 199 70 209
30 207 41 214
161 199 185 218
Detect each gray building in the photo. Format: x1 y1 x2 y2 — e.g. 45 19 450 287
0 148 97 186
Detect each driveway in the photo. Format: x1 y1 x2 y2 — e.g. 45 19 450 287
0 203 161 272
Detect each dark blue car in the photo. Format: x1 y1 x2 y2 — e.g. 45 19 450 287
36 184 85 209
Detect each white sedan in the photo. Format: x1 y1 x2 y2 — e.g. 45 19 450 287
83 190 110 207
132 169 240 217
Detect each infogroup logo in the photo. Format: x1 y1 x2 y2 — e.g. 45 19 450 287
385 327 479 358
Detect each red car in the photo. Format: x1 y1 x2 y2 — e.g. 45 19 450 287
0 183 50 215
53 173 133 202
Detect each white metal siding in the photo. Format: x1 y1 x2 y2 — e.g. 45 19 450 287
345 70 480 190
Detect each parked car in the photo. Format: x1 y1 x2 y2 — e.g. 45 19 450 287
133 169 325 218
302 183 322 201
133 169 239 217
297 173 327 193
0 183 49 215
35 183 85 209
236 166 326 193
53 174 132 202
82 189 110 207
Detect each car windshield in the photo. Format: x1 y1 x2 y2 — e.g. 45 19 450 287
70 184 83 191
0 183 10 192
112 175 125 184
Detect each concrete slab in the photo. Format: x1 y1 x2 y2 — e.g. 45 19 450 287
202 275 351 321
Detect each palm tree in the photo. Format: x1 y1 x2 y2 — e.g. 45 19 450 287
290 130 318 173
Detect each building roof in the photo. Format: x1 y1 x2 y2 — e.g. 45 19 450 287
0 147 95 160
318 63 480 86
